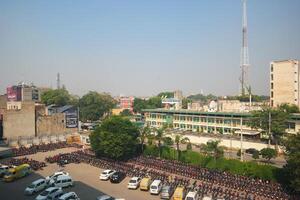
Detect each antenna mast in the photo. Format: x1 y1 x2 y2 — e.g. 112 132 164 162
240 0 250 96
57 73 61 89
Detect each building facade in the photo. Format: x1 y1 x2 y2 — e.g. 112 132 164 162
270 60 300 107
6 83 41 103
119 96 135 111
143 109 300 137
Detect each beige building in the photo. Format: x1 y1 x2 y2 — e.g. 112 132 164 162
270 59 300 107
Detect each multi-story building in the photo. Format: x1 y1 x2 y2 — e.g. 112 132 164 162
6 83 41 102
119 96 135 111
143 109 300 137
270 59 300 107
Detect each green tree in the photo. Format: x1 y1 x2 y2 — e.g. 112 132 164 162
79 91 116 122
41 89 74 106
174 134 190 160
89 116 139 160
157 92 174 98
250 106 289 149
133 98 147 113
120 109 132 116
182 98 192 109
278 103 299 113
153 126 167 158
252 150 260 161
139 125 151 153
203 140 224 161
260 148 277 163
282 133 300 192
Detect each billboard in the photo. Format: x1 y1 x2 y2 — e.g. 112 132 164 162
65 107 78 128
7 86 17 101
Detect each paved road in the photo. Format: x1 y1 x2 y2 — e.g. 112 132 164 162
0 148 161 200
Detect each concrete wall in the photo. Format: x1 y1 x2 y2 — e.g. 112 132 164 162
36 113 66 136
3 102 36 140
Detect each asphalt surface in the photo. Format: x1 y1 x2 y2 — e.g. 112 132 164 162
0 148 161 200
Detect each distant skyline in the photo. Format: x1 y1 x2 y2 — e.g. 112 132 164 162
0 0 299 97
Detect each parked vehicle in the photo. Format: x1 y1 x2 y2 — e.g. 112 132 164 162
127 177 141 189
245 148 259 155
150 180 162 195
24 178 47 195
4 164 31 182
140 177 151 191
96 195 125 200
52 175 73 188
46 171 69 185
58 192 80 200
35 187 62 200
185 191 199 200
160 185 175 199
99 169 116 181
0 165 9 178
173 186 186 200
110 171 126 183
46 189 64 200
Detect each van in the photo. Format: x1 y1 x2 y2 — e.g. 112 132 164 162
4 164 31 182
150 180 162 195
24 178 47 195
185 191 199 200
58 192 80 200
140 177 151 191
160 185 174 199
53 175 73 188
173 186 186 200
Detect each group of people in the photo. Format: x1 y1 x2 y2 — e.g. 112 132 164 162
1 157 46 171
11 142 83 156
44 150 298 200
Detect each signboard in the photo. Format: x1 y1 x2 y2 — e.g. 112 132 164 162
65 107 78 128
7 86 17 101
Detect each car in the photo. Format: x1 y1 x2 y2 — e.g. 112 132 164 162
245 148 259 155
58 192 80 200
185 191 199 200
110 171 126 183
35 187 62 200
160 185 175 199
52 175 73 188
46 189 64 200
127 177 141 189
46 171 69 185
4 164 31 182
99 169 115 181
150 180 162 195
96 195 125 200
24 178 47 195
0 165 9 178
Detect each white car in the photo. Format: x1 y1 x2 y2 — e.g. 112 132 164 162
35 187 62 200
185 191 199 200
96 195 125 200
24 178 47 195
99 169 115 181
58 192 80 200
52 175 73 188
127 177 141 189
46 171 69 185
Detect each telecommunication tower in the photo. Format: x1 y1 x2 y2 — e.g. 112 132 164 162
57 73 61 89
240 0 250 96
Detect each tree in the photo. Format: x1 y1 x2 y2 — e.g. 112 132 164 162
153 126 167 158
79 91 116 122
174 134 190 160
139 125 151 153
120 109 132 116
89 116 139 160
203 140 224 161
282 133 300 192
278 103 299 113
133 98 147 113
250 106 289 149
182 98 192 109
252 150 260 161
41 89 74 106
260 148 277 163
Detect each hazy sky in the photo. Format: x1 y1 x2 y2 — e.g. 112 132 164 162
0 0 299 97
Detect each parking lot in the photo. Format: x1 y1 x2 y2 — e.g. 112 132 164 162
0 148 161 200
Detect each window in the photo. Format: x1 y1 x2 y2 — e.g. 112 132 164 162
271 91 273 98
271 83 273 89
271 74 273 81
271 64 273 72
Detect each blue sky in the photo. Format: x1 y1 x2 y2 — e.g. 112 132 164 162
0 0 299 97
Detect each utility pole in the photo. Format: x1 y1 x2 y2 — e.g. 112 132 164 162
268 111 271 147
240 117 244 161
